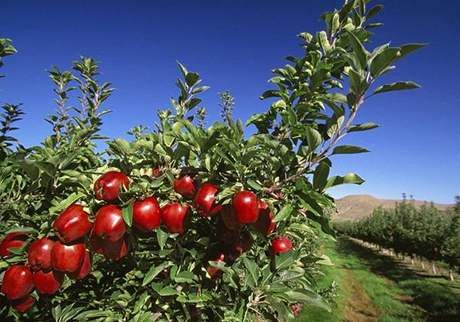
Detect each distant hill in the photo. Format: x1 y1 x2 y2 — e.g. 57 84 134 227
333 194 453 222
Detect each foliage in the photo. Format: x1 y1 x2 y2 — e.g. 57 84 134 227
0 1 422 320
335 198 460 272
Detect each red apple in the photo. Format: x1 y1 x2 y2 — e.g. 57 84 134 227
91 235 128 261
53 204 91 243
1 265 34 300
161 203 189 234
51 242 86 273
232 191 259 224
194 183 220 217
173 176 196 199
28 238 55 271
220 205 241 231
69 251 91 280
271 237 292 254
152 167 161 177
0 232 28 257
206 253 225 279
94 170 129 201
133 197 161 232
32 270 63 295
94 204 126 242
290 303 301 317
252 200 276 236
10 295 34 313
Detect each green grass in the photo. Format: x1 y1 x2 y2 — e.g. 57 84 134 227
298 237 460 322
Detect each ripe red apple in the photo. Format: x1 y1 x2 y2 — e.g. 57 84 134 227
271 237 292 254
173 176 196 199
252 200 276 236
290 303 301 317
206 253 225 279
51 242 86 273
91 234 128 261
161 203 189 234
94 170 129 201
28 238 55 271
194 183 220 217
32 270 64 295
220 205 241 231
0 232 28 257
1 265 34 300
53 204 92 243
10 295 34 313
133 196 161 232
232 190 259 224
94 204 126 242
103 237 129 261
152 167 161 177
69 251 91 279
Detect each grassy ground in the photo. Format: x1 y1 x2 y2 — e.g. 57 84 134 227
298 237 460 322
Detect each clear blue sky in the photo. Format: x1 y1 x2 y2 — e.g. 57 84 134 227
1 0 459 203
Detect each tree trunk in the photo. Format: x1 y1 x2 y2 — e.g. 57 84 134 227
449 269 454 281
432 262 437 275
421 259 425 270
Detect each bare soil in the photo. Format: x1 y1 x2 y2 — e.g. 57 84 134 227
342 269 380 322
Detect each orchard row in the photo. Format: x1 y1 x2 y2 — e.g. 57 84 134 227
0 170 293 312
335 200 460 277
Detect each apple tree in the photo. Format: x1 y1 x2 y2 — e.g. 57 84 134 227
0 1 423 320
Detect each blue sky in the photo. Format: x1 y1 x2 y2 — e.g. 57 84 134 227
1 0 459 203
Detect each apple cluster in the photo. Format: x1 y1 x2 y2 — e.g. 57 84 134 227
0 170 292 313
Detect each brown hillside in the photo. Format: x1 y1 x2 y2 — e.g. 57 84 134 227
333 194 453 222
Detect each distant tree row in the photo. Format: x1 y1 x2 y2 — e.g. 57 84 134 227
335 197 460 278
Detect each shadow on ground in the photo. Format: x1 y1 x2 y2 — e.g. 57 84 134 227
336 238 460 322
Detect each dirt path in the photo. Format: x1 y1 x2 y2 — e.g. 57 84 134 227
340 237 460 322
341 269 380 322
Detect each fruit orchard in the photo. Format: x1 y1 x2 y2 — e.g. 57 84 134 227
335 198 460 279
0 1 423 320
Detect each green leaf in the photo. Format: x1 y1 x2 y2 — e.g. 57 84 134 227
174 271 196 283
247 179 262 191
332 145 369 155
348 122 379 132
284 289 331 312
366 4 384 19
325 93 348 105
325 173 365 189
275 249 299 270
243 258 259 287
114 138 131 155
177 62 188 78
142 261 173 286
373 81 420 95
156 229 169 250
318 31 331 54
133 291 150 314
317 254 334 266
185 72 200 87
346 31 368 70
121 202 133 227
274 205 294 222
313 161 330 191
49 192 85 215
305 127 322 151
370 47 400 77
155 286 177 296
399 43 427 58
